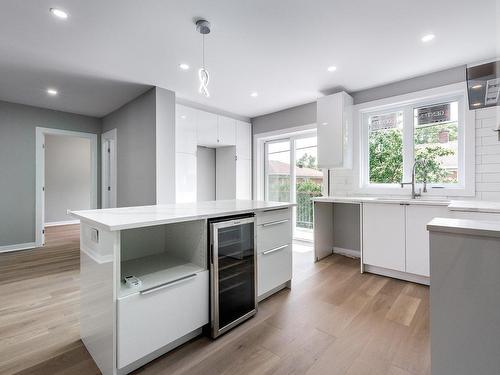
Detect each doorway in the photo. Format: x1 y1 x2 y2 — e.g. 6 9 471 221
264 133 323 242
35 127 98 246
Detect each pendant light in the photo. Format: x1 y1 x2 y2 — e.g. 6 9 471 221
196 19 211 98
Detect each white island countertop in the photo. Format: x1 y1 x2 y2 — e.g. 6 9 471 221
427 217 500 238
69 200 295 231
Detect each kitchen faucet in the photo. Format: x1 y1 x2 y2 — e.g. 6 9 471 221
400 160 428 199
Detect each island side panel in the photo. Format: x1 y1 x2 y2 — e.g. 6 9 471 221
80 222 119 375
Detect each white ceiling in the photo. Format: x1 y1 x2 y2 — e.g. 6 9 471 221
0 0 497 118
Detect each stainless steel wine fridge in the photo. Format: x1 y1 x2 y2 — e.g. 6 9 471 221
208 214 257 338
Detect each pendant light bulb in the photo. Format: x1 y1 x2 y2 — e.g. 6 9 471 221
196 19 211 98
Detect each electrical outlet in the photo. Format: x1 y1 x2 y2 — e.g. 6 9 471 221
90 228 99 243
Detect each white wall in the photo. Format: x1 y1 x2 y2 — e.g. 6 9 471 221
45 135 91 223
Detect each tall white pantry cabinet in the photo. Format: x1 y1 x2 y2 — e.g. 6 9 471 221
175 104 252 203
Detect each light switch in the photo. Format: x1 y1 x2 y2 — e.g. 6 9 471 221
90 228 99 243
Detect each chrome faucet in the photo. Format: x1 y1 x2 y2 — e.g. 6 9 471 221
400 160 428 199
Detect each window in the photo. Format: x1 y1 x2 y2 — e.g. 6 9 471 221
360 85 474 196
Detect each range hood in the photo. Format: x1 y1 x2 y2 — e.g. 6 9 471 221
466 61 500 110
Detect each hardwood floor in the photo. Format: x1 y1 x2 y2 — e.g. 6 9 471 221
0 226 430 375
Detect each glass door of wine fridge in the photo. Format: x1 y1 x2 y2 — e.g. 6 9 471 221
209 215 256 338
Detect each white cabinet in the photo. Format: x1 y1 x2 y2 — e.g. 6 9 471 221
406 205 449 277
256 208 292 298
175 105 197 154
236 120 252 159
215 147 252 200
317 91 353 169
175 153 196 203
196 110 218 147
218 116 236 146
236 158 252 199
363 203 406 272
117 270 208 369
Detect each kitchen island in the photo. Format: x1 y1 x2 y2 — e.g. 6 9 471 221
69 200 294 375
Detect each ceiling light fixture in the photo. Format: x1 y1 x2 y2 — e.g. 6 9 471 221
49 8 68 19
327 66 337 72
179 63 190 71
47 88 58 96
196 19 211 98
421 33 435 43
250 92 258 98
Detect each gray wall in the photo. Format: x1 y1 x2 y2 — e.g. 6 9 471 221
252 65 466 134
197 146 216 201
252 102 316 135
102 89 157 207
45 135 92 223
0 100 101 247
102 86 176 207
155 87 176 204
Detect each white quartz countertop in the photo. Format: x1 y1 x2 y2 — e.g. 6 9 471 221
314 196 500 211
69 200 294 231
427 217 500 238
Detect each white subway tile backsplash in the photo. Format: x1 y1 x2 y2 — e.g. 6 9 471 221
481 173 500 183
476 164 500 173
482 154 500 164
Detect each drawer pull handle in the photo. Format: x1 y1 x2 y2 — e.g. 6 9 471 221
262 219 289 227
263 244 289 255
140 274 197 295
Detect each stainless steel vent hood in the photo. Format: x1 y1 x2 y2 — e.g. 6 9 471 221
466 61 500 110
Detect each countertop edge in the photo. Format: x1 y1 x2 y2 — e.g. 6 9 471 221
427 217 500 238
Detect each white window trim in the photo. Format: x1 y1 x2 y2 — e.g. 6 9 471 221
353 82 475 197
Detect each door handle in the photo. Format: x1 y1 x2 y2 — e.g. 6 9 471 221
261 219 289 227
262 244 288 255
140 274 197 295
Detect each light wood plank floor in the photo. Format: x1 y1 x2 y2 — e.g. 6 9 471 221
0 226 430 375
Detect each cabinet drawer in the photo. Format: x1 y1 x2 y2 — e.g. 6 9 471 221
256 207 290 225
258 244 292 297
257 218 292 254
117 271 208 369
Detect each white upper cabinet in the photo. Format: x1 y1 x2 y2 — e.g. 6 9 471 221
217 116 236 146
317 91 353 169
236 158 252 199
236 121 252 160
196 110 218 147
175 105 197 154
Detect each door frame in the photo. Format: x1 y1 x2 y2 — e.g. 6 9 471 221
35 127 98 247
101 128 117 209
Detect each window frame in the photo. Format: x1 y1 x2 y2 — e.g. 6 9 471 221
357 83 475 197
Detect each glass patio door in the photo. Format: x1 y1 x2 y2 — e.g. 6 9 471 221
264 134 323 241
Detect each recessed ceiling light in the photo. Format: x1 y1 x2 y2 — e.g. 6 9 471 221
179 63 190 71
47 88 58 96
49 8 68 19
180 115 187 119
327 66 337 72
250 92 258 97
421 33 435 43
472 84 483 89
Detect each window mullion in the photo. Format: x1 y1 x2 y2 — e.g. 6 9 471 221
402 106 414 184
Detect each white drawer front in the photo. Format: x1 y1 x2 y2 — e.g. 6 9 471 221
256 207 291 225
117 271 208 369
257 218 292 254
258 244 292 297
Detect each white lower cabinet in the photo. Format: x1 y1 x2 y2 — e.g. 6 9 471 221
258 245 292 297
363 203 406 272
256 208 293 298
117 270 209 369
406 205 449 277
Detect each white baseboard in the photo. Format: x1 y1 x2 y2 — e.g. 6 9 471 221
333 247 360 259
363 264 430 285
0 242 37 253
44 219 80 227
